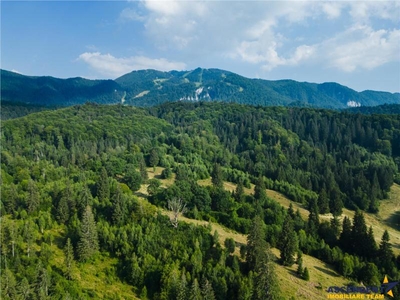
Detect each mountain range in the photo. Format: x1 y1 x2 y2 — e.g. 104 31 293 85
1 68 399 109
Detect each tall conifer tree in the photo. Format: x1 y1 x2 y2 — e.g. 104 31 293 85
278 214 297 266
77 206 99 261
97 168 110 202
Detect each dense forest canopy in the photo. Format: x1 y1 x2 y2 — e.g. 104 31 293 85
1 102 400 299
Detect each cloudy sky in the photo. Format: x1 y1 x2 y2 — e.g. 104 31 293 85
2 1 400 92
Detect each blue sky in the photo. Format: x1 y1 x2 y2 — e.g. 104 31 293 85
2 1 400 92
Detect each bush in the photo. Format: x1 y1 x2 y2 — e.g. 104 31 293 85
302 267 310 281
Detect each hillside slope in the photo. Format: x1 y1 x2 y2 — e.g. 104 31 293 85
0 69 124 106
2 103 400 299
139 168 349 300
2 68 399 108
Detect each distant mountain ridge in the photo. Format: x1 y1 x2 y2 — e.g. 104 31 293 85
1 68 399 109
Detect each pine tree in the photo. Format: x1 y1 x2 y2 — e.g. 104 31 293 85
4 183 18 214
149 148 159 172
78 185 93 217
246 216 281 299
378 230 394 273
211 163 223 188
351 210 368 257
64 180 76 215
302 267 310 281
64 238 74 280
365 226 378 259
131 253 143 287
306 198 319 237
77 206 99 261
97 168 110 202
139 156 148 182
17 277 31 299
297 257 304 276
201 278 216 300
368 172 380 213
189 278 202 300
254 176 267 206
252 243 281 300
56 195 70 224
140 286 148 300
288 203 295 219
318 188 330 214
177 272 188 300
329 187 343 216
213 230 219 246
112 185 126 226
1 268 17 299
35 261 51 299
339 216 352 253
246 215 265 271
27 179 40 214
23 220 35 258
224 238 236 254
190 240 203 276
330 215 341 239
234 180 245 203
278 214 297 266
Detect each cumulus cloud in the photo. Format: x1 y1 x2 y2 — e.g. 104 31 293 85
325 26 400 72
77 52 186 77
117 1 399 74
321 2 343 19
349 1 400 24
235 40 315 71
137 1 319 69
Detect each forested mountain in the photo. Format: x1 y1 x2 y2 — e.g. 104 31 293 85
1 102 400 299
0 101 59 120
2 68 399 108
0 69 123 106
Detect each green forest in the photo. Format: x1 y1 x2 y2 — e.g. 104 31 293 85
1 102 400 299
2 68 399 109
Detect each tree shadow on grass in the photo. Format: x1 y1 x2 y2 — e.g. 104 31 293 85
287 268 301 278
314 265 340 278
383 211 400 232
134 191 148 199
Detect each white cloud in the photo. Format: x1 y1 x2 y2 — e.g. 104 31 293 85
118 1 399 74
235 40 315 71
120 8 146 22
324 26 400 72
85 45 99 51
321 2 343 19
349 1 400 24
77 52 186 77
139 1 318 66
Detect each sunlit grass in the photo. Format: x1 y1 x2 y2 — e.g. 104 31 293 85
141 171 354 299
